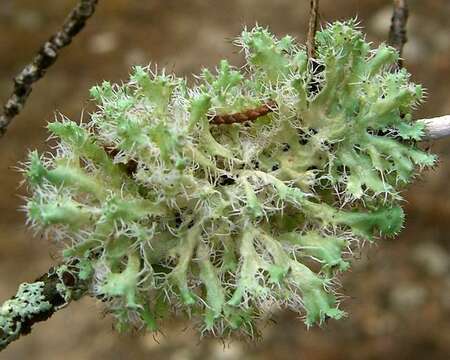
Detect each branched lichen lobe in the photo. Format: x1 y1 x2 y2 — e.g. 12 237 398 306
22 21 435 337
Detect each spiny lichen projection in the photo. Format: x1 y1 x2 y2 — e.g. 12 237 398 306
23 21 435 337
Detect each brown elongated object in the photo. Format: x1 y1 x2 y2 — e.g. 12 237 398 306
209 100 277 125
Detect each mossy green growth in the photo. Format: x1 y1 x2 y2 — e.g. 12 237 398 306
23 21 435 337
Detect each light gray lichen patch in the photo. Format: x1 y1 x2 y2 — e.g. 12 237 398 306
0 282 51 348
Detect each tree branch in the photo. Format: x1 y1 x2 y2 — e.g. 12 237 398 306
417 115 450 141
0 262 88 352
388 0 409 67
0 0 100 139
307 0 320 59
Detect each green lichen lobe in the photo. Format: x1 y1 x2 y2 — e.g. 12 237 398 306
22 21 435 337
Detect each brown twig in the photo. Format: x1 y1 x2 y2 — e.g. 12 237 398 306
209 100 277 125
0 263 88 351
307 0 320 59
388 0 409 67
0 0 100 138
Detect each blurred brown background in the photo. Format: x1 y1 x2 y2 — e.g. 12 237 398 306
0 1 449 359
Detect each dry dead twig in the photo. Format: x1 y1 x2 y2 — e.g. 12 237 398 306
307 0 320 59
388 0 409 67
0 0 99 138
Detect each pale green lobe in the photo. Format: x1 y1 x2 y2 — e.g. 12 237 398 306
189 94 211 129
366 44 398 77
197 242 225 329
28 200 93 228
47 122 123 184
170 225 201 305
280 231 350 271
100 251 141 308
289 261 345 326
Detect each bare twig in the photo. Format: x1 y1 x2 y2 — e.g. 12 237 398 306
388 0 409 67
306 0 323 96
417 115 450 141
307 0 320 59
0 263 88 351
0 0 99 138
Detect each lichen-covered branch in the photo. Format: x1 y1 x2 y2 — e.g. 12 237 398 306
307 0 320 59
0 263 88 351
388 0 409 67
0 0 99 138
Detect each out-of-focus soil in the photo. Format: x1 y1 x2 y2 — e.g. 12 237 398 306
0 1 449 359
